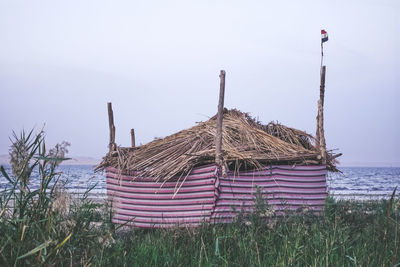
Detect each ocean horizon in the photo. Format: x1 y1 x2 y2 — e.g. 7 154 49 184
1 164 399 201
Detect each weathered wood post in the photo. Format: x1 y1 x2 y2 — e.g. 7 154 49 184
131 128 135 148
216 70 226 176
107 102 116 152
316 66 327 163
315 115 320 151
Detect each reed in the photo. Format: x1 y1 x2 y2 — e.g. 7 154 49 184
96 109 339 182
0 129 114 266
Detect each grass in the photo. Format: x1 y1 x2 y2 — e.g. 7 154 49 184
97 198 399 267
0 129 399 266
0 129 115 266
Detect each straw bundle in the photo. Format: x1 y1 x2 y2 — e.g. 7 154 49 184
96 109 336 181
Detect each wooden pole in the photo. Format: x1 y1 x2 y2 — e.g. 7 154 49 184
318 100 326 164
320 66 326 107
107 102 116 152
318 66 327 163
216 70 226 176
131 128 135 148
315 114 321 151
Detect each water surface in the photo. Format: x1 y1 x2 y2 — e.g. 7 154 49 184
1 165 399 200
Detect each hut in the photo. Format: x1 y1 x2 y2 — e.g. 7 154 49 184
96 71 339 228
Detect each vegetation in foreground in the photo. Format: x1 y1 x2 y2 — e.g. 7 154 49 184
0 130 399 266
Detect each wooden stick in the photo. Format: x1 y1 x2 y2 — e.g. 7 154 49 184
315 65 326 153
331 153 342 159
318 100 326 164
318 66 327 163
216 70 226 175
315 113 320 151
107 102 116 152
131 128 135 148
320 66 326 107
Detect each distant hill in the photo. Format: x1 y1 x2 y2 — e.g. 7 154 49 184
62 156 101 166
0 154 9 165
2 154 398 168
0 154 100 166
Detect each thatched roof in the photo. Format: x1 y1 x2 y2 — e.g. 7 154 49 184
96 109 338 181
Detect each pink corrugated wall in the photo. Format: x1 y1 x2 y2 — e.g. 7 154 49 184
106 164 219 228
212 165 327 223
105 164 327 228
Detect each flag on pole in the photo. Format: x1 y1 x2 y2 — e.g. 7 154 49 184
321 29 328 43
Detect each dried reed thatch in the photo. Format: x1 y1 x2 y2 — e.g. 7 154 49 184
96 109 338 181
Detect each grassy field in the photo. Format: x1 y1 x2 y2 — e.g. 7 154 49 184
99 198 400 267
1 194 399 266
1 130 399 266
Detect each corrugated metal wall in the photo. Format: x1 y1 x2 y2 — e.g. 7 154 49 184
106 165 219 228
106 164 327 228
212 165 327 223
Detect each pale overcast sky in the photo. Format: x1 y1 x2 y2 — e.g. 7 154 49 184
0 0 399 166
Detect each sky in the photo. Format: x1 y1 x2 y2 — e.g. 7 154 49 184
0 0 399 167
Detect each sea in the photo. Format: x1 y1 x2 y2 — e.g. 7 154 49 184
1 165 400 201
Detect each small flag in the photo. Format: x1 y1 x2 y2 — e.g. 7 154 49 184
321 29 328 43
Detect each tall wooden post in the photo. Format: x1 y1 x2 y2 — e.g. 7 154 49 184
320 66 326 107
107 102 116 152
216 70 226 176
131 128 135 148
316 66 327 163
319 101 327 164
315 116 320 151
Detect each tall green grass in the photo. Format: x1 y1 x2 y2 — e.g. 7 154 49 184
1 129 399 266
0 129 114 266
98 198 399 267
